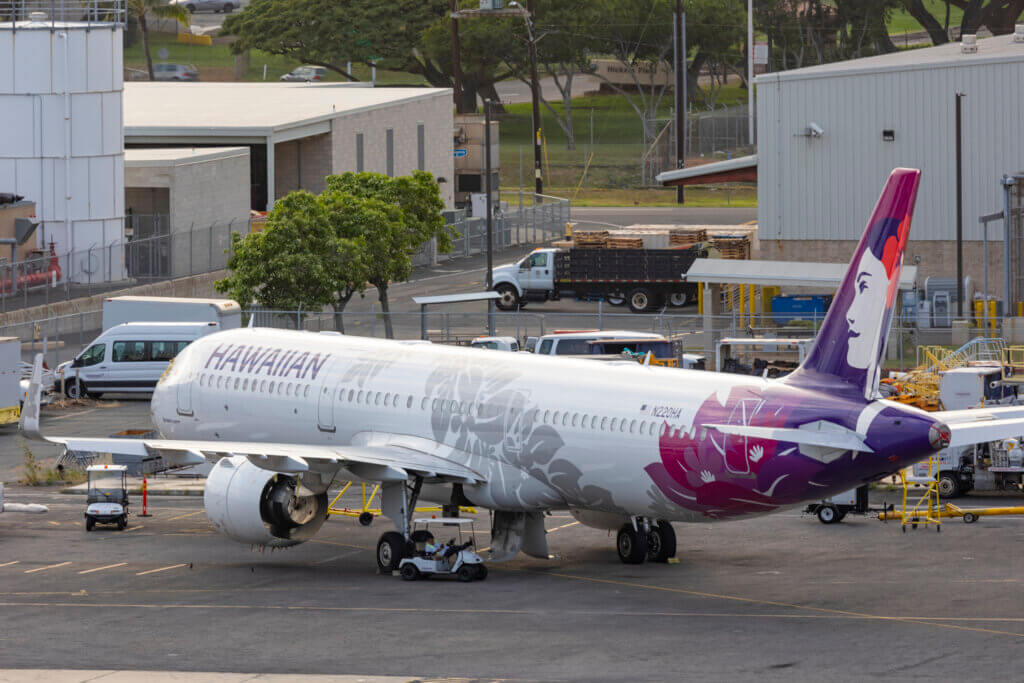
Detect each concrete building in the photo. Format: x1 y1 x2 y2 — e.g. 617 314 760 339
123 82 454 211
661 33 1024 305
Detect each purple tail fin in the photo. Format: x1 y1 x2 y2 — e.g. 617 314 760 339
784 168 921 399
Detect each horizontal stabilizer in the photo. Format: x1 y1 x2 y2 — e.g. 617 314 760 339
705 421 874 453
946 417 1024 448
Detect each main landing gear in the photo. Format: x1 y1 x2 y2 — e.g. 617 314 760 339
375 476 424 573
617 518 676 564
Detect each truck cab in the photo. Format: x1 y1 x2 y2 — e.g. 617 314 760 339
492 249 558 310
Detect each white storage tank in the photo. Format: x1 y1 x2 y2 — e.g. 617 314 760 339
0 3 126 284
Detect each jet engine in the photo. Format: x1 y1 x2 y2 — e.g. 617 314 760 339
204 455 329 548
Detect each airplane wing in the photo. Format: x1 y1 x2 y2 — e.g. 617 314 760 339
19 355 483 485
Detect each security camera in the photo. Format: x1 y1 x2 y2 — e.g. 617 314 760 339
807 122 824 137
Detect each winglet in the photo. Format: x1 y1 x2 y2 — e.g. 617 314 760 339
19 353 44 441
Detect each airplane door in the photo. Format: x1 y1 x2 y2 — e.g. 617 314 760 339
176 366 193 416
317 382 335 432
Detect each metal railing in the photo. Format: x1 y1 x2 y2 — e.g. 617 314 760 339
1 1 125 25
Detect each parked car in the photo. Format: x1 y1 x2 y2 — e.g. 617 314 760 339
153 63 199 81
281 66 327 82
171 0 240 13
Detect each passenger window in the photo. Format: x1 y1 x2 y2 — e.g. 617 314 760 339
112 341 149 363
407 396 413 409
234 378 240 390
304 386 310 398
384 392 391 405
630 420 637 434
529 252 548 268
357 390 364 402
375 392 382 405
591 415 599 429
552 410 560 424
216 376 223 389
538 339 553 354
260 380 267 392
621 420 628 433
572 413 579 427
421 397 428 410
242 379 248 391
269 382 275 393
151 341 182 362
77 344 105 367
562 413 569 427
610 418 617 431
432 398 439 411
601 416 608 430
649 422 657 436
286 384 292 397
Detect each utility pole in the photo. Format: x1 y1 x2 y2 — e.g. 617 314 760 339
955 92 965 318
747 0 754 146
451 0 465 112
485 99 495 335
673 2 685 204
527 0 543 196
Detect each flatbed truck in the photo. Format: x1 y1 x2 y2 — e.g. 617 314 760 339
491 246 703 313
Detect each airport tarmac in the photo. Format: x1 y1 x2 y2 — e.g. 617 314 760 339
3 403 1024 680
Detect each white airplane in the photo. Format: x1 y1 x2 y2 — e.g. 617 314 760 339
20 169 1024 569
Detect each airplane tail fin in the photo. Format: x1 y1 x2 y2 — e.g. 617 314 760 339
784 168 921 399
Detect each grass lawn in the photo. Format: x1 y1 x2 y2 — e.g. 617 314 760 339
124 32 426 84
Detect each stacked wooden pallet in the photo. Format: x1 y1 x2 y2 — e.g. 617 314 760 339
711 234 751 260
606 237 644 249
573 230 609 248
669 227 707 247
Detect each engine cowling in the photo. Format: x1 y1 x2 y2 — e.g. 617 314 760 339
204 455 329 548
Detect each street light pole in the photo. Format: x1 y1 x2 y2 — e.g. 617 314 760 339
451 0 465 113
673 1 685 204
747 0 754 146
527 0 542 196
955 91 965 318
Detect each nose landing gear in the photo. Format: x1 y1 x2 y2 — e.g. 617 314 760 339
617 518 676 564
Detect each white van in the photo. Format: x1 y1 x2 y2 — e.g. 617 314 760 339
533 331 667 356
54 322 220 399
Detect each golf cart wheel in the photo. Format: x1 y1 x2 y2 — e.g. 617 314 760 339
817 505 839 524
474 565 488 581
668 291 689 307
400 563 419 581
616 524 649 564
376 531 406 573
457 565 474 582
494 284 519 311
117 516 127 531
963 512 978 524
646 520 676 563
85 517 95 532
627 288 654 313
410 530 434 544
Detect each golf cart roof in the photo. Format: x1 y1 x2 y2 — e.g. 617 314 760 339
86 464 127 472
413 517 475 525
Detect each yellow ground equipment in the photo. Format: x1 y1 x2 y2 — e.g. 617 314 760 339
877 460 943 532
883 338 1006 411
327 482 476 525
1002 345 1024 383
880 501 1024 524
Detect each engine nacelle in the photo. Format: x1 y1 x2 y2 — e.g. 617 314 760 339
204 455 328 548
569 507 630 531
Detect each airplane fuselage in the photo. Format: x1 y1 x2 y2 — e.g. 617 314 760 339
152 328 942 523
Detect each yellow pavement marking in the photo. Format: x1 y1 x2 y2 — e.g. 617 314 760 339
0 561 19 568
528 569 1024 640
47 521 60 526
547 521 579 533
125 525 144 532
78 563 127 575
166 510 204 522
741 219 757 225
135 563 187 576
24 562 71 574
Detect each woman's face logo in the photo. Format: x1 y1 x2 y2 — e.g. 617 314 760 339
845 247 889 369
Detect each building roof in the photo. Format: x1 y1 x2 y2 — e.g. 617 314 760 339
656 155 757 186
124 147 249 166
412 292 500 305
755 33 1024 83
685 258 918 290
124 82 451 140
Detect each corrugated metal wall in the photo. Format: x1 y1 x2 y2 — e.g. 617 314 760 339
757 58 1024 242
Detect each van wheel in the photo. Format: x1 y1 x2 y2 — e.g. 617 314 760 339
627 288 654 313
494 284 519 311
65 381 86 399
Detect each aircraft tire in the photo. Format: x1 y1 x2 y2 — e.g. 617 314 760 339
377 531 407 573
617 524 648 564
647 520 676 563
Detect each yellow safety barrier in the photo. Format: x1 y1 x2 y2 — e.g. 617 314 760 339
176 32 212 46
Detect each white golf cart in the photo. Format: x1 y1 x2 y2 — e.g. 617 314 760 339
398 518 487 582
84 464 129 531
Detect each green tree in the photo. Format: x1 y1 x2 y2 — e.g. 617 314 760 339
324 171 456 339
215 191 367 332
127 0 190 81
